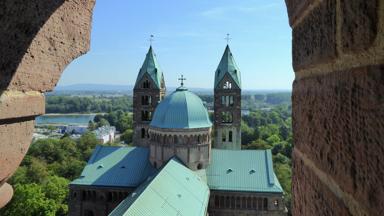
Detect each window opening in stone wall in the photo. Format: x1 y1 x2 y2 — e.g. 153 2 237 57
142 80 151 88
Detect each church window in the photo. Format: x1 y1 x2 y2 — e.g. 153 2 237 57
220 196 225 207
258 198 263 210
231 196 235 208
263 198 268 210
141 110 152 121
197 163 202 170
142 80 150 88
228 131 233 142
236 197 241 208
225 196 230 208
222 132 226 142
221 96 226 105
141 128 146 138
223 81 232 89
229 96 234 106
247 197 252 209
214 196 219 207
241 197 246 208
174 135 178 144
274 199 279 207
221 112 233 123
253 197 257 209
142 95 152 105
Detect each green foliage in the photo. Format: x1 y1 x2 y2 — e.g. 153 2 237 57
4 132 102 215
121 129 133 144
45 96 132 113
0 184 57 216
240 105 292 212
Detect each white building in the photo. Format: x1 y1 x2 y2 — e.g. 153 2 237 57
94 126 116 144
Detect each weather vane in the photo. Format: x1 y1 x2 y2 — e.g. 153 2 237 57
149 34 154 46
225 33 232 44
178 75 186 86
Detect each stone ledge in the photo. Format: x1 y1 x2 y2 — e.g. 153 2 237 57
0 120 34 193
0 91 45 120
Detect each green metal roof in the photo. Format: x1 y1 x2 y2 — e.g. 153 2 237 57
70 146 156 187
135 46 164 89
205 149 283 193
109 158 210 216
150 86 212 129
214 45 242 89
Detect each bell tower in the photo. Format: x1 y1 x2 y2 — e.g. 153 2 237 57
213 45 242 149
133 45 166 147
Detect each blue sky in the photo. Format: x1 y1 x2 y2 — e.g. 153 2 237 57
57 0 293 90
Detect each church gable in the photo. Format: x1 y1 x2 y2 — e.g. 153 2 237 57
216 72 241 90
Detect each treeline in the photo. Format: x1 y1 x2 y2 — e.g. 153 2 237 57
45 92 290 114
45 96 132 113
0 133 108 216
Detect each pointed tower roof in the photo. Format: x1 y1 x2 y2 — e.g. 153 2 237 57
135 46 164 89
214 45 241 89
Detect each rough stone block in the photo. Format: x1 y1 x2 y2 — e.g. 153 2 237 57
293 65 384 216
292 153 351 216
285 0 313 26
292 0 336 71
341 0 378 52
0 0 95 92
0 91 44 120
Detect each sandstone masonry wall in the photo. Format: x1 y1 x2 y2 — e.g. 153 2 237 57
0 0 95 208
285 0 384 215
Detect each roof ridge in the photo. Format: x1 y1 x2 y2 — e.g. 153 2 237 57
88 145 102 164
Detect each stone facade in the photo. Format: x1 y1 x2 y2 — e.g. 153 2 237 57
209 191 285 216
214 74 242 149
68 185 134 216
148 127 212 170
286 0 384 215
132 73 165 147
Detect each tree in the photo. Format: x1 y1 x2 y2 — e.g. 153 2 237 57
43 176 70 216
121 129 133 144
27 158 49 184
0 184 57 216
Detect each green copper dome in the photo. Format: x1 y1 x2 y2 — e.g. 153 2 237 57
150 87 212 129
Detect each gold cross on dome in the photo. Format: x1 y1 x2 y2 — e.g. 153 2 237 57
178 75 186 86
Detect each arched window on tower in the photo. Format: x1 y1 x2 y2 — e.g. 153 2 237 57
141 128 146 138
141 95 152 105
142 80 151 88
221 112 233 123
141 110 152 121
228 131 233 142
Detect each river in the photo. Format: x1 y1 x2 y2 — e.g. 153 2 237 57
35 114 96 126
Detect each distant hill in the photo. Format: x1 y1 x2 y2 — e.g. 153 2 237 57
54 84 134 92
52 83 291 96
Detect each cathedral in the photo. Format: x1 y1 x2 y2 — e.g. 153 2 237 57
69 45 287 216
